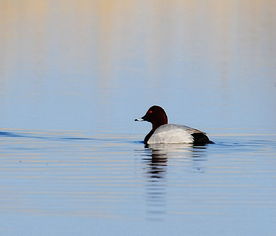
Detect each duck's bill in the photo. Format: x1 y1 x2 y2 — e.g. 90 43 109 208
135 118 144 121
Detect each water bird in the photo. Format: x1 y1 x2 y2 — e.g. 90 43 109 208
135 105 213 145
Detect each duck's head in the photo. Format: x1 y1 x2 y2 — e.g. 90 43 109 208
135 105 168 129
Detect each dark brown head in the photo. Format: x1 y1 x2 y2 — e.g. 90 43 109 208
135 105 168 130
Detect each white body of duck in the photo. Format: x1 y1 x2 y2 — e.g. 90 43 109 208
147 124 201 144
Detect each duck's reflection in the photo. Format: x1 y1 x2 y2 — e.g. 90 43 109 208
141 143 208 220
143 143 207 179
144 146 168 180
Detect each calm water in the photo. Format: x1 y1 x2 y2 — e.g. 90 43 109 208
1 0 276 235
0 129 276 235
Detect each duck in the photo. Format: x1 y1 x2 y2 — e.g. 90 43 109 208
135 105 213 145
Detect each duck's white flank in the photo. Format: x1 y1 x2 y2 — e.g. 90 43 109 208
147 124 203 144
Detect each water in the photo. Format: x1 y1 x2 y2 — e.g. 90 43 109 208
0 129 276 235
1 0 276 235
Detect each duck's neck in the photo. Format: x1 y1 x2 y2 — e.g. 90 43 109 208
152 119 167 130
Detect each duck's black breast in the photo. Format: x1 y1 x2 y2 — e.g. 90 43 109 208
144 129 155 144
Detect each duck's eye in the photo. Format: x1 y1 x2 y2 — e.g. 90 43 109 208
148 110 153 114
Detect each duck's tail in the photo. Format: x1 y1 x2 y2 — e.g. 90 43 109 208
191 133 214 145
